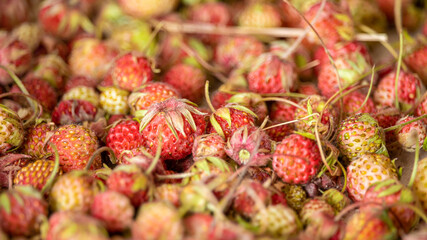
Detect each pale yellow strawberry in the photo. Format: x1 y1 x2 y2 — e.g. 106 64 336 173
62 86 100 107
99 86 129 115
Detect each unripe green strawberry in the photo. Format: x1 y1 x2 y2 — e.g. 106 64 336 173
50 170 97 213
300 198 335 225
322 188 350 214
252 205 302 238
0 104 24 154
99 86 129 115
347 153 398 201
336 113 389 161
132 201 184 240
283 184 307 212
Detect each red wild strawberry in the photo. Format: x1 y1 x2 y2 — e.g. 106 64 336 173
188 2 232 44
211 89 233 109
247 54 298 94
336 113 388 161
273 134 321 184
265 121 294 142
303 2 355 46
0 186 48 237
163 63 206 103
270 98 298 123
346 153 398 201
138 98 207 160
415 94 427 125
405 45 427 85
46 124 101 172
208 103 257 140
106 119 144 163
192 133 227 159
395 115 427 152
155 184 181 207
374 70 424 112
106 164 150 207
214 36 264 73
64 75 98 91
300 198 335 225
21 122 56 158
233 179 271 218
13 159 63 191
108 52 153 92
51 99 98 125
91 190 135 233
128 82 180 114
298 82 320 95
227 92 268 125
341 90 376 116
0 0 29 30
0 37 32 85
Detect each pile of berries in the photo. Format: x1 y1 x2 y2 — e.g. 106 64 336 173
1 0 427 239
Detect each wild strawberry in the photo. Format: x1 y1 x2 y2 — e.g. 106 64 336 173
0 0 28 30
374 70 424 111
233 179 271 218
346 153 398 201
265 121 294 142
139 98 207 160
279 1 303 27
341 90 376 116
405 45 427 85
317 52 372 99
373 108 403 155
32 54 69 90
64 75 98 91
0 186 48 237
227 92 268 125
46 124 101 172
282 184 307 212
106 164 150 207
208 103 256 140
128 82 180 114
303 2 355 46
294 95 338 137
238 2 282 29
91 190 134 233
252 205 302 238
322 188 351 213
298 82 320 95
107 52 153 92
0 154 31 188
11 23 42 51
49 170 97 212
21 122 56 158
117 0 179 19
336 113 388 161
0 105 24 154
300 198 335 225
13 159 63 191
163 63 206 103
214 36 264 73
10 75 58 111
99 86 129 115
270 98 298 123
121 146 165 172
69 38 119 81
155 184 181 207
413 157 427 212
62 86 99 107
192 133 227 159
343 209 398 240
46 211 108 240
179 183 214 213
51 99 98 125
395 115 427 152
362 179 418 233
211 90 233 109
0 37 32 85
247 54 298 94
184 156 233 185
188 2 232 44
106 119 144 162
273 134 321 184
184 213 216 239
132 201 184 240
225 125 272 166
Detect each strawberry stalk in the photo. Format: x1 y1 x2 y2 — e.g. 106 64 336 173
84 147 116 171
384 114 427 132
408 135 420 188
41 143 60 195
351 65 376 114
205 81 216 113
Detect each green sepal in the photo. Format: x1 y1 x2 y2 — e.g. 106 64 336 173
377 184 403 198
373 179 396 191
131 176 148 192
0 193 11 214
293 131 316 140
399 188 415 203
422 136 427 151
210 114 225 138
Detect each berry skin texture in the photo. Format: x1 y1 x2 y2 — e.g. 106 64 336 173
192 133 227 159
109 53 153 92
163 63 206 103
346 153 398 202
252 205 301 238
0 105 24 154
247 54 298 94
132 201 184 240
395 115 427 152
62 86 99 107
209 105 256 140
232 180 270 218
99 86 129 115
106 119 144 163
336 113 388 161
128 82 180 114
49 171 96 213
341 90 376 116
405 46 427 85
47 124 101 173
51 99 98 125
273 134 321 184
118 0 178 19
238 2 282 29
21 122 56 159
343 210 398 240
413 157 427 212
91 190 135 233
13 159 62 191
0 186 48 237
300 198 335 225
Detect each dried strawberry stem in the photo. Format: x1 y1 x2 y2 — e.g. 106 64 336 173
408 135 420 188
329 84 370 105
84 147 116 171
205 81 216 113
0 92 43 127
41 143 60 195
299 59 320 71
262 113 319 131
261 92 308 98
394 32 404 110
261 97 307 111
336 161 347 193
155 172 197 180
351 65 376 114
150 20 387 42
384 114 427 132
